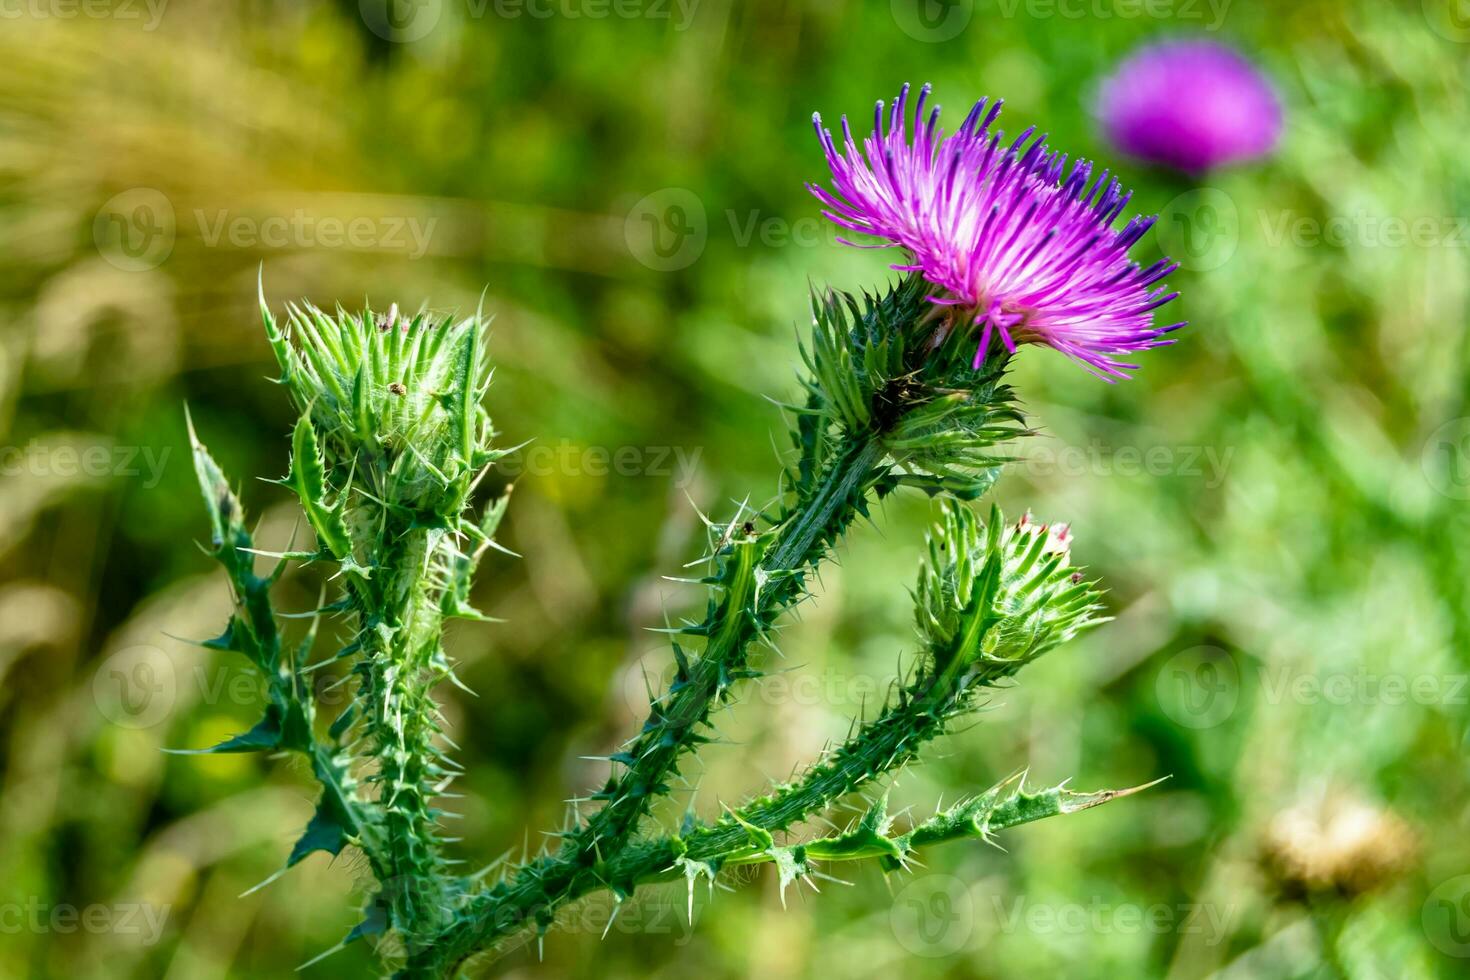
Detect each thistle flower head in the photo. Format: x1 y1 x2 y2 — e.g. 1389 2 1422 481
1096 39 1282 173
810 83 1183 380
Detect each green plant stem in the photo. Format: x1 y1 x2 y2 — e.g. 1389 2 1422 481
578 432 885 849
410 772 1137 976
676 681 956 858
186 421 385 883
348 524 453 932
608 773 1141 885
408 429 891 975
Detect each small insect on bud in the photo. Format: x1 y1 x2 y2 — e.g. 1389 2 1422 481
388 382 407 397
375 304 401 332
1070 572 1084 584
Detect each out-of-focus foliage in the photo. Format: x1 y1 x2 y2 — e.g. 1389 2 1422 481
0 1 1466 977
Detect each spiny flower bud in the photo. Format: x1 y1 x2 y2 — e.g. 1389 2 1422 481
917 501 1104 687
260 284 497 513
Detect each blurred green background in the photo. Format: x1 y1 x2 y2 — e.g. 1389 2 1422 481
2 0 1469 976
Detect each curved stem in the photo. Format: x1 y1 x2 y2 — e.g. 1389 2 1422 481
409 429 889 975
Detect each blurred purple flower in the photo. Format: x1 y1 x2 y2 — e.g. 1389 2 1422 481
1096 39 1282 173
810 83 1182 381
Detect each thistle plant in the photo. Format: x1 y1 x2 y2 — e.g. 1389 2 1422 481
180 84 1184 976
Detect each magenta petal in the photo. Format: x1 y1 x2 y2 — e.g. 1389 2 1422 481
810 84 1185 380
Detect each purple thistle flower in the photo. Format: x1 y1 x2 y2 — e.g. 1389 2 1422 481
1096 39 1282 173
809 83 1183 380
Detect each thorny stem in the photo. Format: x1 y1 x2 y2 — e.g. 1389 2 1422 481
193 282 1144 979
349 527 455 934
409 428 891 974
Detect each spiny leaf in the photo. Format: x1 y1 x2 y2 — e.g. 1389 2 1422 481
450 320 480 465
186 406 246 558
287 415 353 560
288 797 352 868
163 704 283 755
